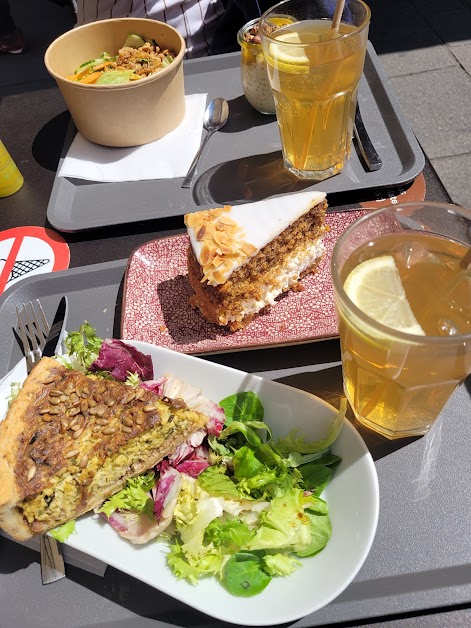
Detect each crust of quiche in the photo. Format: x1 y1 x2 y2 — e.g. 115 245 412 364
0 357 209 541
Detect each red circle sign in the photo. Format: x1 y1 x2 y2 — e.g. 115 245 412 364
0 226 70 295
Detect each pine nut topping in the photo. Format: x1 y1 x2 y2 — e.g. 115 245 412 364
27 464 37 481
135 387 145 400
143 404 157 413
65 449 79 459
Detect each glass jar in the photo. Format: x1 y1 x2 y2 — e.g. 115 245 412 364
237 19 276 115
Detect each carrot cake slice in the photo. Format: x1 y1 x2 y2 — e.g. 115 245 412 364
184 191 328 331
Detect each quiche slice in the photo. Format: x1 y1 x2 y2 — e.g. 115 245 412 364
0 357 209 541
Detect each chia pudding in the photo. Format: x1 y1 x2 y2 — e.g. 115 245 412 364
237 19 277 115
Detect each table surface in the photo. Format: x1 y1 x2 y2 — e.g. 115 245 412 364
1 52 470 628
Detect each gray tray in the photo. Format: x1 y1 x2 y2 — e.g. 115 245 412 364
47 42 425 233
0 263 470 628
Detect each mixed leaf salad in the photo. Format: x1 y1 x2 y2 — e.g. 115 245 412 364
67 33 175 85
49 323 346 597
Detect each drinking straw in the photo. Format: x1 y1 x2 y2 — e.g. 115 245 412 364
331 0 346 30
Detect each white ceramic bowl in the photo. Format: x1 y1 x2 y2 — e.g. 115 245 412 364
63 341 379 625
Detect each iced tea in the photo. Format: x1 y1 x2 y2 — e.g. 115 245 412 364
261 0 370 180
332 204 471 439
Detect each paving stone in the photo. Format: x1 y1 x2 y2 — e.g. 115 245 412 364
411 0 469 12
425 9 471 47
431 153 471 207
389 66 471 159
450 43 471 74
368 0 439 56
378 44 456 78
2 1 75 90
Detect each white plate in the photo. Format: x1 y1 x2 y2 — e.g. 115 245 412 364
63 342 378 625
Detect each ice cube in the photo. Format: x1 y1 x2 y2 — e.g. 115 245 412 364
392 240 440 270
438 318 459 336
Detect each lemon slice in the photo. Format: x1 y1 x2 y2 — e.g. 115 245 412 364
343 255 425 335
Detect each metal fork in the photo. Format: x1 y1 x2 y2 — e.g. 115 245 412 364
16 300 66 585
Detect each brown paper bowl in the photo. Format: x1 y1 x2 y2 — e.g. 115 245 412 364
45 18 186 147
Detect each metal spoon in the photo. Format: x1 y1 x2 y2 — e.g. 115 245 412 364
181 98 229 189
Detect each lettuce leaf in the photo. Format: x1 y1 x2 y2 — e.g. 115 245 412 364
49 519 75 542
219 391 264 426
247 489 311 552
295 512 332 557
204 518 254 553
63 322 103 372
274 398 347 454
198 465 241 499
263 553 301 576
222 552 271 597
167 540 223 584
98 472 155 518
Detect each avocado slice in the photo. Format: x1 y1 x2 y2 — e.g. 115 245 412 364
95 70 137 85
124 34 147 48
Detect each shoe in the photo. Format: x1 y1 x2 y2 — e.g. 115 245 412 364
0 30 26 55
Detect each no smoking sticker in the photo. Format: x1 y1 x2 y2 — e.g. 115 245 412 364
0 226 70 295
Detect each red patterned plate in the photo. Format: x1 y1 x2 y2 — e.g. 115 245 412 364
121 210 368 354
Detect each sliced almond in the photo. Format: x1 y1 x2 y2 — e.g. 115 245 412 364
184 213 199 228
218 214 237 226
196 225 207 240
200 244 212 265
212 270 226 284
212 255 224 268
241 241 257 256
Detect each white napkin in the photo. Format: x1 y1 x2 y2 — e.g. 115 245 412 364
0 359 108 577
58 93 207 182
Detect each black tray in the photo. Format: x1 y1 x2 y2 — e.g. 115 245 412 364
46 43 425 232
1 263 470 628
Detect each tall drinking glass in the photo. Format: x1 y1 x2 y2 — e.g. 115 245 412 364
260 0 370 181
331 202 471 439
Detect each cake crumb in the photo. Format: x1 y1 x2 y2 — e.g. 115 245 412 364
159 325 167 333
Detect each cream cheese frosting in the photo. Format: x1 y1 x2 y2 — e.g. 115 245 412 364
184 191 326 286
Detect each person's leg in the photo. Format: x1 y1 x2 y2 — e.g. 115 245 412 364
0 0 26 54
0 0 16 36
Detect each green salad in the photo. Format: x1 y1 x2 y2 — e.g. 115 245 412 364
47 324 346 597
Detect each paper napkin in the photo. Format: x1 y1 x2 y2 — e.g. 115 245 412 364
58 93 207 182
0 359 108 577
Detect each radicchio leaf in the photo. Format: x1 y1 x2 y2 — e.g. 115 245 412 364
153 468 183 521
89 339 153 381
104 510 173 544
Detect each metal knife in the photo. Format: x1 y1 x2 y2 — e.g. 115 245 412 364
42 296 68 359
354 102 382 172
40 296 68 585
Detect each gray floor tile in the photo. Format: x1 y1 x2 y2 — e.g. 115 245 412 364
431 153 471 207
451 43 471 74
411 0 469 11
389 66 471 159
368 2 441 55
425 9 471 47
378 45 456 78
2 1 75 90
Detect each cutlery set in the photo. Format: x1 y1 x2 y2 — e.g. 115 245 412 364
15 298 68 584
